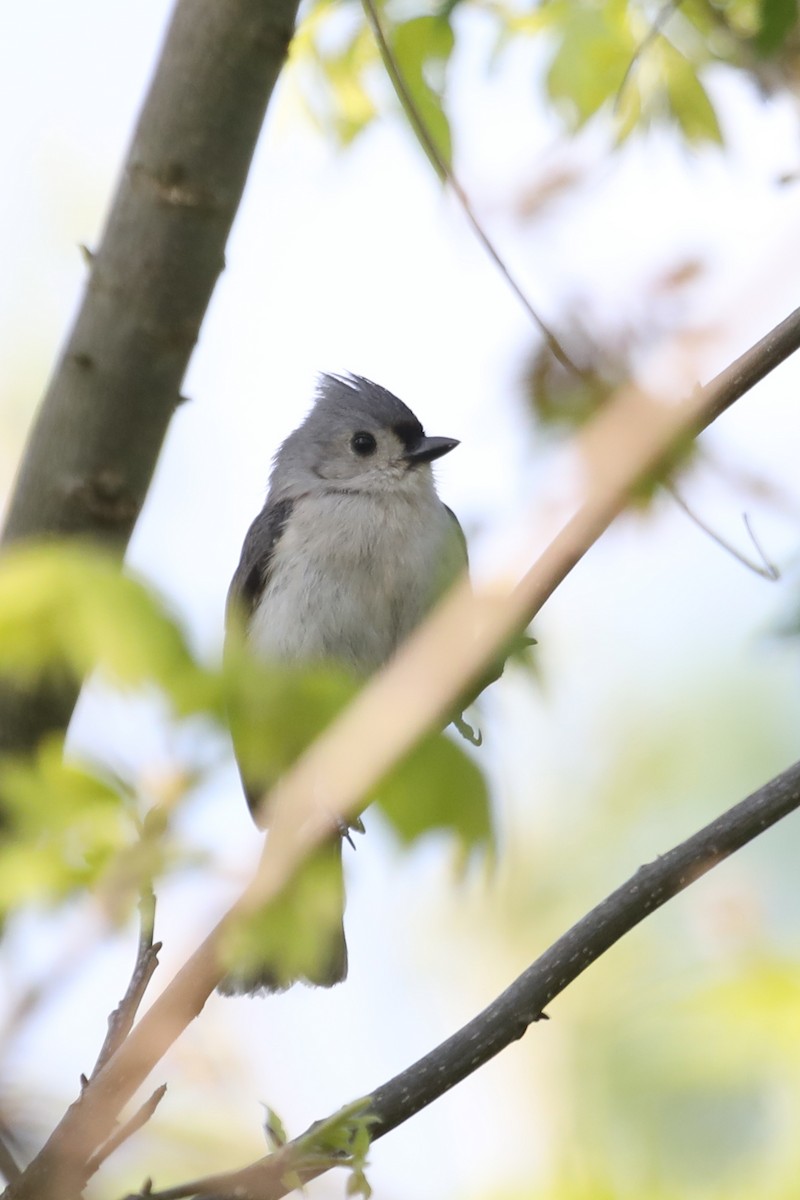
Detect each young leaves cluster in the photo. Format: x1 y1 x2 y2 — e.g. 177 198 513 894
280 1098 377 1198
0 542 215 718
0 737 133 916
0 544 214 921
0 543 491 984
290 0 800 166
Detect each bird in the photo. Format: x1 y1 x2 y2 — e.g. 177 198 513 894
220 373 469 995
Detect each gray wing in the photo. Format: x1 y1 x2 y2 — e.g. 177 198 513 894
223 496 349 990
443 504 486 745
226 496 294 825
226 496 294 635
444 504 469 569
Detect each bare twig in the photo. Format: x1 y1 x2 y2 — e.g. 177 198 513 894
668 485 780 579
615 0 684 114
86 1086 167 1181
90 888 161 1081
7 305 800 1200
134 758 800 1200
360 0 579 374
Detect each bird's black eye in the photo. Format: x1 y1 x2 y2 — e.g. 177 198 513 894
350 431 377 456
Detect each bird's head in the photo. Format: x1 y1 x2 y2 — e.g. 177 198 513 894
271 374 459 498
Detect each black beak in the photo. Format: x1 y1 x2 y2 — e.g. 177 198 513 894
404 435 460 465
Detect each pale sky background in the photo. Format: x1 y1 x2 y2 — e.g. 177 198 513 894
1 2 799 1198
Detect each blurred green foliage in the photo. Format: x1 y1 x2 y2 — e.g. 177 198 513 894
278 1097 376 1197
221 838 348 989
3 0 800 1191
0 543 490 981
0 736 133 914
291 0 800 166
0 542 217 717
379 730 492 850
292 0 379 144
224 627 492 854
389 14 455 171
753 0 799 54
223 641 360 792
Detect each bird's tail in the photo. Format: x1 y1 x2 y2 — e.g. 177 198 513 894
217 836 348 996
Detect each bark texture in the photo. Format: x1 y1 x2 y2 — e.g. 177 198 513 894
0 0 301 754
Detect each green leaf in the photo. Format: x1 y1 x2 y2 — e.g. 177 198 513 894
225 633 492 845
545 4 637 128
390 15 454 173
0 543 219 718
222 838 346 989
661 45 723 144
263 1106 288 1151
376 731 492 852
346 1117 374 1200
754 0 799 54
0 736 132 914
346 1165 373 1199
290 1097 376 1194
224 651 491 981
223 648 359 795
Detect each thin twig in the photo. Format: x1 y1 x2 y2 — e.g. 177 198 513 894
668 485 780 579
360 0 579 375
615 0 684 114
743 512 780 578
90 888 160 1081
135 758 800 1200
86 1085 167 1180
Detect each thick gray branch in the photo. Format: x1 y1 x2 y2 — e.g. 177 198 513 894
0 0 300 754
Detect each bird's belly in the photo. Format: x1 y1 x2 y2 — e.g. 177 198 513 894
248 546 426 676
246 487 462 676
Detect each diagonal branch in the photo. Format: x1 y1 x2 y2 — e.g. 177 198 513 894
0 0 302 758
133 757 800 1199
6 304 800 1200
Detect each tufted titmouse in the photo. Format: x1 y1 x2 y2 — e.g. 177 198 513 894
220 373 469 994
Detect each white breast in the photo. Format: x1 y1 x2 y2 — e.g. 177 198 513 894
248 486 463 676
